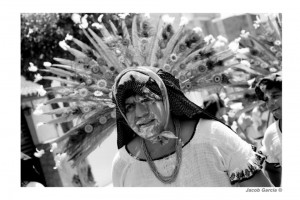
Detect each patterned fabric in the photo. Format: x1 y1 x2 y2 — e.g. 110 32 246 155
112 119 264 186
229 150 265 184
114 69 216 149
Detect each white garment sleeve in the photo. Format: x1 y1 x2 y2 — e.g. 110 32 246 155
209 121 265 184
112 151 129 187
260 122 281 164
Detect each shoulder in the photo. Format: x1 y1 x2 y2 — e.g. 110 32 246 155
112 147 131 172
263 122 280 143
196 119 234 137
265 121 278 134
112 147 132 186
194 119 238 145
261 121 282 164
195 118 227 133
262 121 281 147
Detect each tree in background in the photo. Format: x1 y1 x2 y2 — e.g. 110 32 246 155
21 13 121 87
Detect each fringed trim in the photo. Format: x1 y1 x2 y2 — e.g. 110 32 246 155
229 145 266 184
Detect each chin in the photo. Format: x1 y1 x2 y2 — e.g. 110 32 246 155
277 116 282 120
273 112 282 120
136 126 160 140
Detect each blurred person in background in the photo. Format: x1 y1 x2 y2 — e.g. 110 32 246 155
236 93 268 149
255 72 282 187
202 94 227 123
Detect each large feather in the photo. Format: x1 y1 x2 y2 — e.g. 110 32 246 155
131 15 144 65
159 24 186 65
44 97 80 105
97 23 112 39
72 37 96 54
44 86 74 95
121 20 131 44
232 63 265 75
52 108 114 146
147 15 164 65
42 107 75 115
69 119 116 166
46 113 78 124
42 67 75 78
67 47 88 59
267 17 281 40
80 29 114 69
42 76 80 85
190 61 240 83
53 57 76 66
85 28 122 71
248 35 278 60
109 20 118 36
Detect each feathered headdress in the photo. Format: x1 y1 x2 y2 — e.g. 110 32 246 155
238 14 282 76
223 13 282 117
34 13 249 166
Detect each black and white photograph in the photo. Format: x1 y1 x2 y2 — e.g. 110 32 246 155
20 12 281 187
1 0 299 199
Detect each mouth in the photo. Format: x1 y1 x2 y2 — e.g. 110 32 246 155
137 119 155 127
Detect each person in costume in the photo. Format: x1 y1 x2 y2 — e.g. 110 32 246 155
33 13 274 186
110 66 272 186
255 72 282 187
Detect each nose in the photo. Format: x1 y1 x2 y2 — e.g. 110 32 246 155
135 102 148 118
266 99 276 110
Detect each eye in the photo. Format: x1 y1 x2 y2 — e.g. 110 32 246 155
272 94 281 99
141 98 151 103
125 103 134 112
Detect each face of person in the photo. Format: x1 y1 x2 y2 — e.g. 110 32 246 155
124 94 167 142
264 87 282 120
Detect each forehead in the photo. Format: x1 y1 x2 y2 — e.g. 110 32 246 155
264 87 281 94
260 82 281 93
125 95 145 104
118 71 150 85
264 88 282 99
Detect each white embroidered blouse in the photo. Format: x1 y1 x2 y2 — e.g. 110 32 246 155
112 119 264 186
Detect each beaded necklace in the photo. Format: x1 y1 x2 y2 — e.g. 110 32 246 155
141 120 182 184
